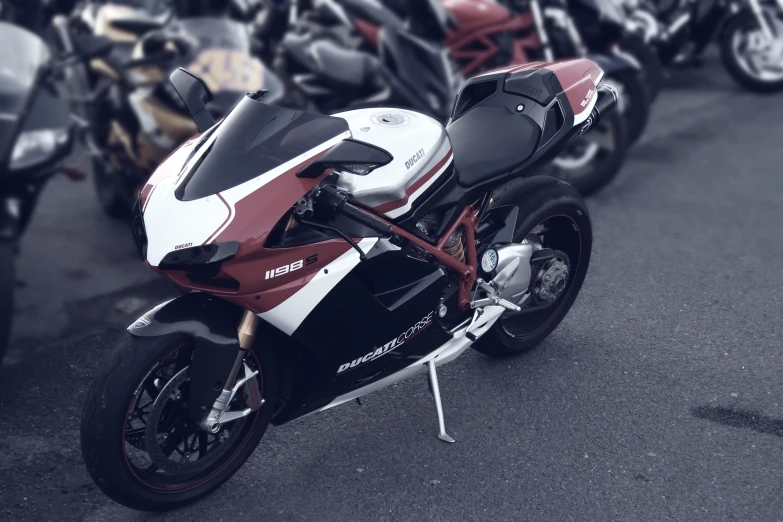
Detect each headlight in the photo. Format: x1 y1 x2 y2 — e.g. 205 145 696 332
9 128 70 171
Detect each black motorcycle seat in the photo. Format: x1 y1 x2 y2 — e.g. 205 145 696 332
309 40 380 87
446 105 541 187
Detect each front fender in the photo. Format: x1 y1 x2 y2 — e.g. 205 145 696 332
129 292 245 423
589 52 641 75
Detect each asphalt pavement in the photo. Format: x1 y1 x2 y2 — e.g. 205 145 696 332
1 55 782 522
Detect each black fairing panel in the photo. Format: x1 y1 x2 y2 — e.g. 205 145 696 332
276 249 451 422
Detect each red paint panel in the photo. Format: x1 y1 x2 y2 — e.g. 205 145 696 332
353 18 380 47
546 59 602 117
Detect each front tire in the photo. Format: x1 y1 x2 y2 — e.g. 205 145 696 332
721 10 783 93
0 241 15 364
473 178 592 357
81 333 278 511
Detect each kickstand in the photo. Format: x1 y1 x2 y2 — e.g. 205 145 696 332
427 360 455 443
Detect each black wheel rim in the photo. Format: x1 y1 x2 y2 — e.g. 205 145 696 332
500 214 583 339
122 343 263 491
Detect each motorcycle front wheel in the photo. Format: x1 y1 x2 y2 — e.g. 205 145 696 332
0 241 14 365
543 110 628 196
81 333 279 511
720 10 783 93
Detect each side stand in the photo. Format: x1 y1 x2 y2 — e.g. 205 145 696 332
427 359 455 443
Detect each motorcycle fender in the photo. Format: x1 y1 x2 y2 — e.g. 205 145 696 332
589 52 641 75
128 292 244 423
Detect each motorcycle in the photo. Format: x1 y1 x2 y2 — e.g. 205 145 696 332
273 0 630 195
81 57 619 510
54 1 283 218
498 0 660 142
275 0 461 121
0 22 85 363
625 0 783 92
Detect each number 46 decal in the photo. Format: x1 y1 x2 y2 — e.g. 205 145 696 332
265 255 319 280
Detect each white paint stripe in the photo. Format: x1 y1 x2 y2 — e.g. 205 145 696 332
258 238 378 335
573 70 604 126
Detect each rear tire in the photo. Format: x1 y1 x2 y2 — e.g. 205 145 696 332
548 110 628 196
603 69 651 145
618 36 665 101
473 178 592 357
0 241 15 364
720 11 783 93
81 333 279 511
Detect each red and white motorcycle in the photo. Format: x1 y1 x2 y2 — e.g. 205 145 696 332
81 58 617 511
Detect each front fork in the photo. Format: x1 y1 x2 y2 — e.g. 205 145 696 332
747 0 779 42
199 310 262 433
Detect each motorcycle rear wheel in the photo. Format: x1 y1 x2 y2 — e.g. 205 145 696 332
603 69 652 145
473 177 592 357
81 333 279 511
545 110 628 196
720 11 783 93
618 35 665 102
0 241 14 365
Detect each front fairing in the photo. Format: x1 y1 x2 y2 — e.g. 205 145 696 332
139 95 351 268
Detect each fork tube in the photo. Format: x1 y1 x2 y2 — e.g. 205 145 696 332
747 0 775 42
530 0 555 61
225 310 259 383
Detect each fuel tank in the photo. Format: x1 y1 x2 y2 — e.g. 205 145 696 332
332 108 454 220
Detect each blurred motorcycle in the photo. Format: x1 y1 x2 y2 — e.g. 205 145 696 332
53 1 283 218
625 0 783 92
0 22 85 363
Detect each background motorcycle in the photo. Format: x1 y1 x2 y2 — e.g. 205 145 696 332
270 0 630 195
625 0 783 91
54 1 283 218
0 22 82 362
500 0 660 141
275 0 461 120
80 57 619 511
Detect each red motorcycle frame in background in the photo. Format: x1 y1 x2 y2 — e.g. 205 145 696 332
350 0 542 76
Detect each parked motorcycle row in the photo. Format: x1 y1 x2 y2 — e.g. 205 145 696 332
0 0 780 512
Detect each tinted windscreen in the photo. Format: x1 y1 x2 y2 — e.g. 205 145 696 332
176 95 349 201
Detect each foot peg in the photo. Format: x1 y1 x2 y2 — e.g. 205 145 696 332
427 360 455 443
470 278 522 312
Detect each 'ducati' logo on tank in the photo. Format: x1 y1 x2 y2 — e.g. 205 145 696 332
405 149 426 170
337 311 435 374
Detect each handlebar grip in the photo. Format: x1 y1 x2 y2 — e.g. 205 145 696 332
341 202 393 237
590 85 619 125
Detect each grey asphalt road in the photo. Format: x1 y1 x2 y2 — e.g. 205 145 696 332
1 56 783 522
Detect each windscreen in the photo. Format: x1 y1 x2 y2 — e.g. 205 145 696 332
175 95 349 201
0 23 50 165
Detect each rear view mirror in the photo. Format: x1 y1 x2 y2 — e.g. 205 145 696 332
170 68 215 132
296 139 394 178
